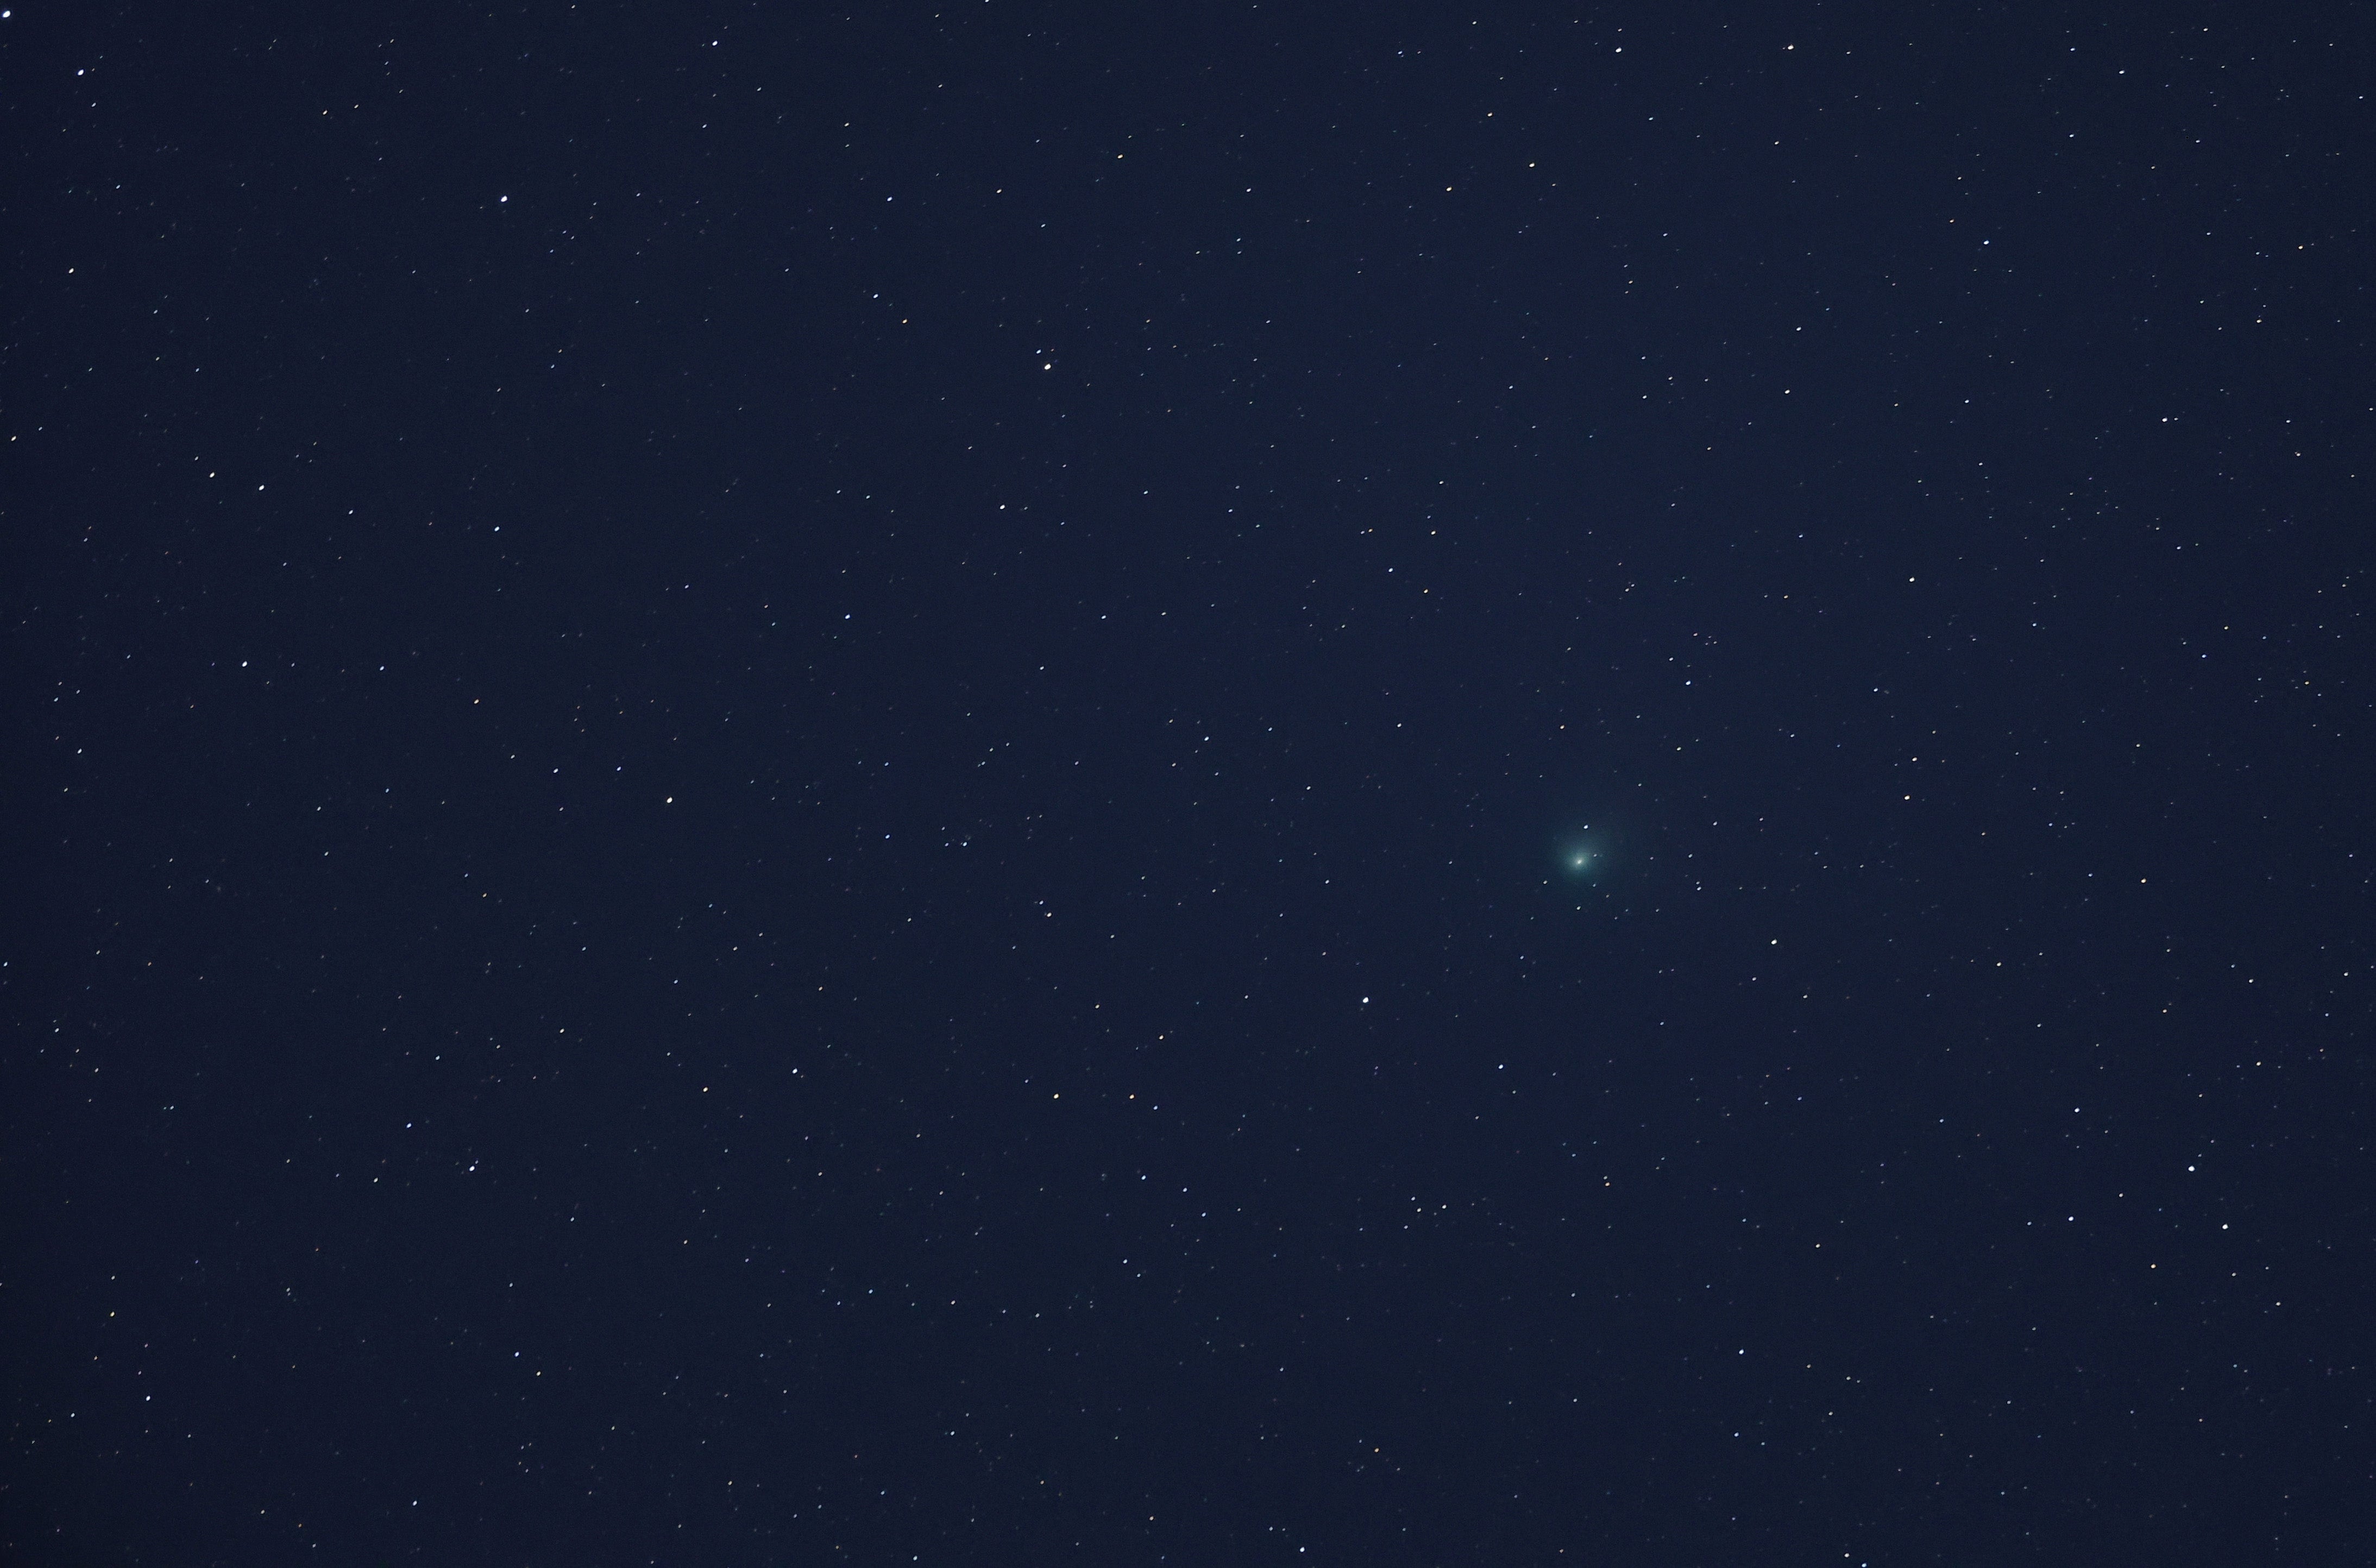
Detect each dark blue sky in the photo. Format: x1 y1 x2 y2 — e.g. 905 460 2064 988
8 3 2372 1563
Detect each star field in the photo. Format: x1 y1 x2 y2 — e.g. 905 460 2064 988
6 3 2373 1563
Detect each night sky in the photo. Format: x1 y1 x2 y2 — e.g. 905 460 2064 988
8 3 2374 1563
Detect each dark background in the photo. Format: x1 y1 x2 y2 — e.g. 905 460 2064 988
6 2 2373 1563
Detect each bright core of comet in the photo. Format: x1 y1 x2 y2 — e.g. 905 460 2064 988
1555 825 1604 880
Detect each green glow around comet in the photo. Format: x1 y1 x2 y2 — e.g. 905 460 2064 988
1555 826 1605 880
